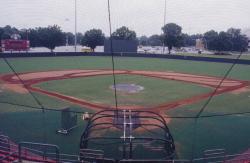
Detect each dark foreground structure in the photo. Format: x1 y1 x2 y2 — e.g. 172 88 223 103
1 113 250 162
79 109 175 162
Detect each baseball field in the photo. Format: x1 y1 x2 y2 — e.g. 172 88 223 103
0 55 249 159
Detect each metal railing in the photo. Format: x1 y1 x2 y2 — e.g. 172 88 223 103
18 142 60 163
0 151 17 162
1 133 250 162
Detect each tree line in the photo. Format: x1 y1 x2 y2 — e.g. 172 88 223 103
0 24 248 53
139 23 248 54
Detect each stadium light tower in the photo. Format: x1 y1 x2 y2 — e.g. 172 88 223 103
162 0 167 54
163 0 167 28
64 18 70 46
74 0 77 52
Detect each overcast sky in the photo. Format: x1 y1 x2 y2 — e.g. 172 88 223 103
0 0 250 36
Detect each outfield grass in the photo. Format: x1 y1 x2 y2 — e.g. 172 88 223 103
0 56 171 73
0 56 249 80
0 56 249 159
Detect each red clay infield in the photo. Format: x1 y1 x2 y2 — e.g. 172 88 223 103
0 69 249 114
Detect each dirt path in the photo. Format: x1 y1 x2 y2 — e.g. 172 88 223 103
0 69 249 114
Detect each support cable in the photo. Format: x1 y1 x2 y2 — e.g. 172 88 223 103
196 51 244 118
2 58 45 111
191 50 244 160
2 57 47 144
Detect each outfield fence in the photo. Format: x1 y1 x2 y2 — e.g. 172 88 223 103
1 52 250 65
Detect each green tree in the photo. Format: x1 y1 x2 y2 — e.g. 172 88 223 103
162 23 183 54
38 25 65 51
0 27 4 39
3 25 19 36
216 31 233 52
204 29 248 52
204 30 231 52
1 33 11 39
182 34 203 47
148 35 162 46
81 29 105 51
204 30 219 51
138 36 148 46
0 25 19 39
19 29 28 40
112 26 136 40
63 32 75 46
227 28 248 52
28 28 42 47
76 32 84 45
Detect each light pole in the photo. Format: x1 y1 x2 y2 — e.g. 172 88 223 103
74 0 77 52
162 0 167 54
64 18 70 46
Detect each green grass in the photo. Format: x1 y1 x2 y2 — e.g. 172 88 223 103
166 90 250 117
168 114 250 159
0 56 250 159
36 74 211 107
0 105 88 154
166 83 250 158
0 91 91 154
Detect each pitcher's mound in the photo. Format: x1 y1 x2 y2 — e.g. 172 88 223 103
110 84 144 94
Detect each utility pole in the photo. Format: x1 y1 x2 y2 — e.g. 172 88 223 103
74 0 77 52
163 0 167 30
